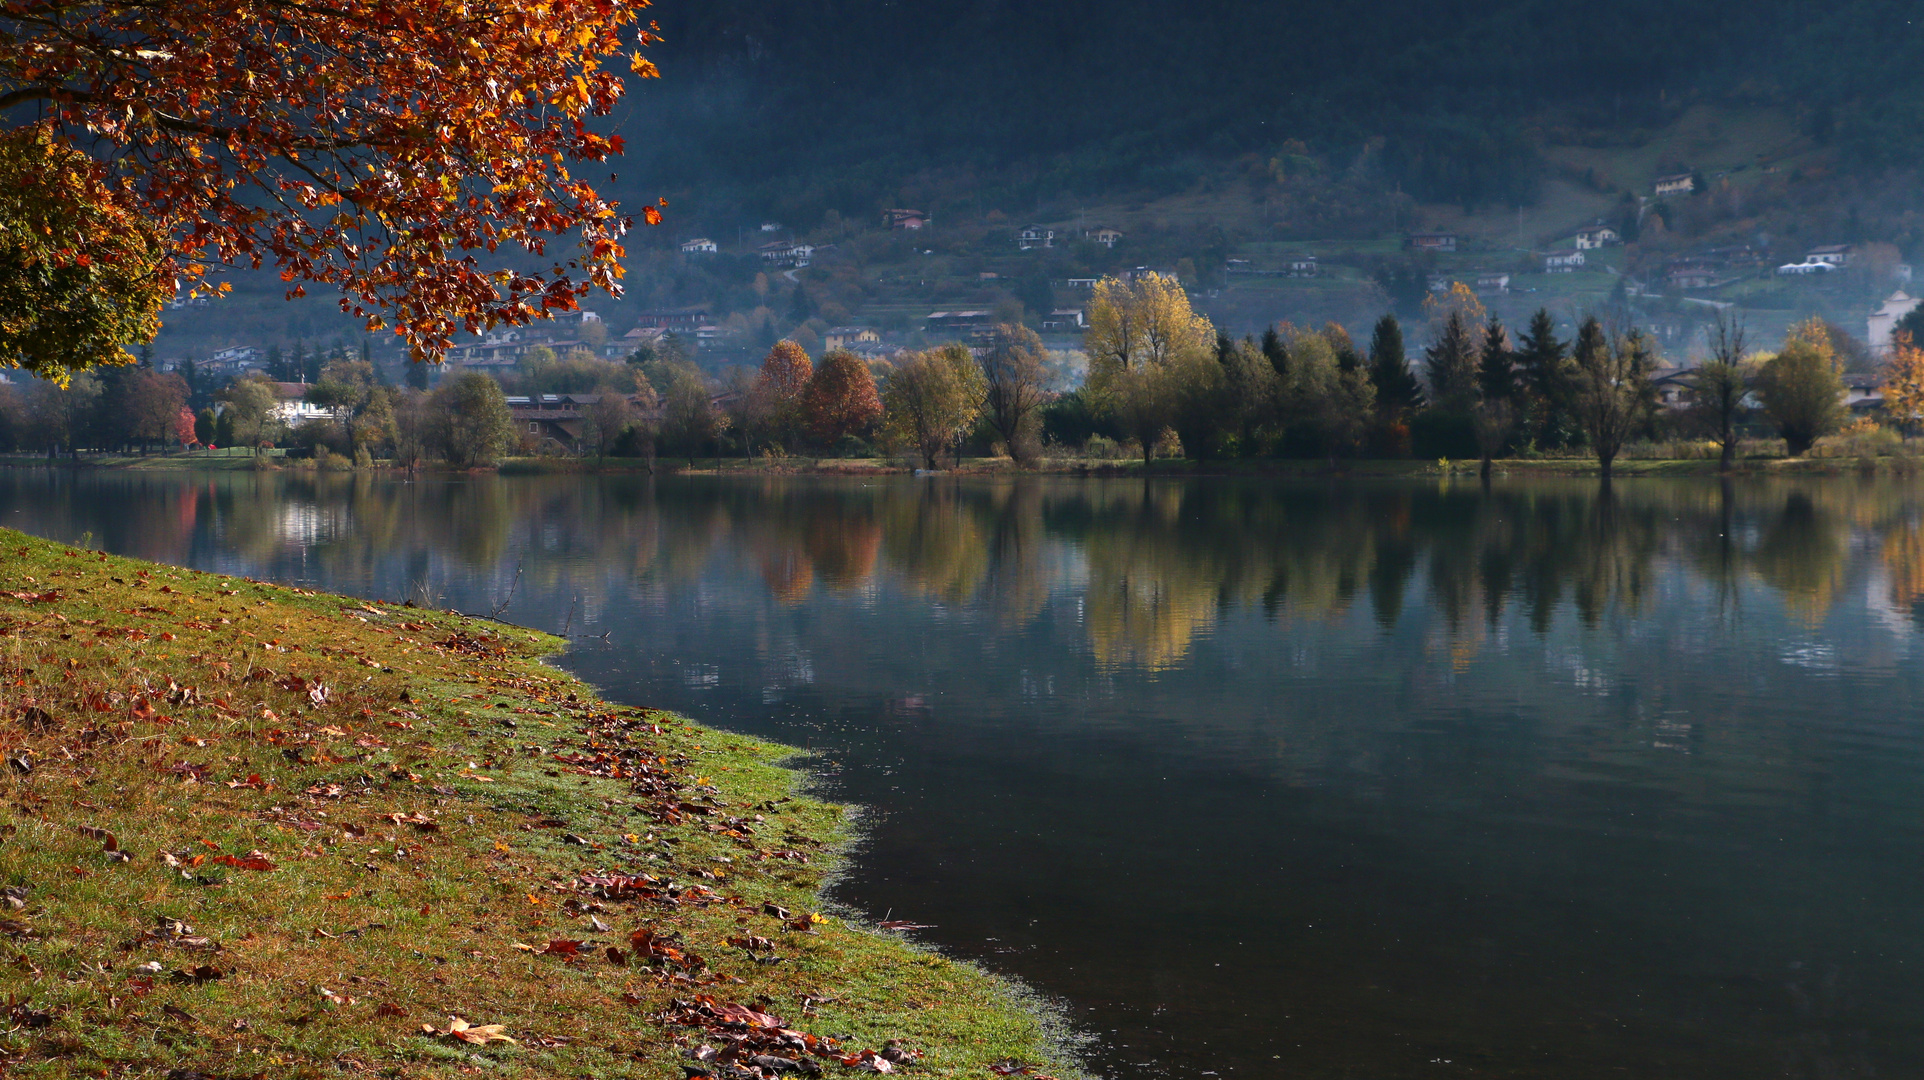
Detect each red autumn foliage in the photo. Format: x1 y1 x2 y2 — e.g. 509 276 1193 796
0 0 665 361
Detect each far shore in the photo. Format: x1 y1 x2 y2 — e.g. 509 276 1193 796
4 448 1921 479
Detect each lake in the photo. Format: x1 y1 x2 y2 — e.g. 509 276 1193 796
4 469 1923 1079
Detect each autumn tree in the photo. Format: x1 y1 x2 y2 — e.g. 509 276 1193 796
1568 317 1657 480
0 0 665 373
102 367 189 452
218 375 282 454
753 340 814 451
430 372 514 468
1757 319 1846 456
1882 332 1924 435
978 324 1050 463
1686 312 1752 471
659 362 718 466
802 349 883 447
583 393 639 467
0 126 169 383
879 346 987 470
1084 272 1217 464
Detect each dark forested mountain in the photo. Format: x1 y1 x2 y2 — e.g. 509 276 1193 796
622 0 1924 218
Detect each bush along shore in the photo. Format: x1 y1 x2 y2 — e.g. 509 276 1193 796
0 528 1075 1080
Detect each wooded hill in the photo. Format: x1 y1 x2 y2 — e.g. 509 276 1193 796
627 0 1924 220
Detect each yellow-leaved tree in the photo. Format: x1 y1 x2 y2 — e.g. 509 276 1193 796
0 126 170 385
1882 332 1924 434
1083 273 1217 464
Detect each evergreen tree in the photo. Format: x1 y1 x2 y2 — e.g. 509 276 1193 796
1424 310 1479 408
786 284 814 326
1515 308 1572 446
1260 325 1289 381
266 344 285 381
1476 316 1516 404
1368 314 1422 415
405 359 430 390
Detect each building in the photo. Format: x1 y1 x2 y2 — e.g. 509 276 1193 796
1846 374 1886 413
823 327 881 351
633 307 710 332
1777 259 1834 276
1543 251 1586 273
1017 225 1055 251
679 238 718 254
446 330 525 368
1869 290 1922 356
1064 277 1098 290
759 222 783 233
267 383 337 425
882 209 928 230
1288 256 1319 277
1805 244 1853 268
1667 261 1718 290
1407 231 1457 253
1653 173 1696 198
1574 224 1621 250
1089 227 1124 248
926 310 992 333
758 240 813 267
1042 308 1086 331
1475 272 1511 293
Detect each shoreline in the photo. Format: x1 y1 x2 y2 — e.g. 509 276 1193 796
3 450 1918 479
0 528 1081 1079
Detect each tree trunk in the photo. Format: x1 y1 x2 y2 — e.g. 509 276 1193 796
1719 433 1734 472
1598 452 1614 482
1480 455 1493 482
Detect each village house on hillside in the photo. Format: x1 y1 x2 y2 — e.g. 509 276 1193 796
1544 251 1585 273
1574 224 1621 249
201 345 264 376
1476 272 1511 293
1017 225 1055 250
1088 227 1123 248
1407 231 1457 253
269 383 336 425
1869 290 1922 356
679 238 717 254
758 240 813 267
1667 259 1719 290
1042 308 1086 330
606 326 664 360
824 327 881 351
1805 244 1853 267
1288 256 1319 277
1653 173 1696 198
633 307 709 332
882 209 928 230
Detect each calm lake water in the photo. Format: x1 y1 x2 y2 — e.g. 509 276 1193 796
5 470 1924 1079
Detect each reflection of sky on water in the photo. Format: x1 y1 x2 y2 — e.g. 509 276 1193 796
5 472 1924 1078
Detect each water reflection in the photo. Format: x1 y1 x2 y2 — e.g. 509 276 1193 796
4 471 1924 1078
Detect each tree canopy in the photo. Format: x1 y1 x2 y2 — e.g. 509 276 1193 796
0 0 664 372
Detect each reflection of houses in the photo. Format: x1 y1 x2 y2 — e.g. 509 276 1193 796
1574 224 1621 249
758 240 813 267
1407 231 1457 253
824 327 881 351
1042 308 1086 330
1869 290 1921 356
1653 173 1695 197
1543 251 1585 273
679 237 717 254
1017 225 1055 250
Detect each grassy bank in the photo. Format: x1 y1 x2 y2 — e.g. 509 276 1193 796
0 529 1076 1079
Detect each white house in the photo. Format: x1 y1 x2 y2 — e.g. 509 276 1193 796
1653 173 1695 197
758 240 813 267
1543 251 1586 273
1574 224 1621 249
759 222 783 233
1042 308 1086 330
1064 277 1098 290
1017 225 1055 251
268 382 339 425
1805 244 1853 267
1288 256 1319 277
1778 260 1834 276
824 327 881 351
1476 272 1511 293
1089 227 1124 248
679 238 718 254
1869 290 1922 356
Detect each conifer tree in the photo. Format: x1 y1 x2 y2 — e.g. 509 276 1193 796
1476 317 1516 404
1424 310 1479 408
1368 314 1423 416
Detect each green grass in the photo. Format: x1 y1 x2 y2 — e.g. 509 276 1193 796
0 529 1079 1079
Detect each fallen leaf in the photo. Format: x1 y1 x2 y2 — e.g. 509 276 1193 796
423 1016 517 1044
